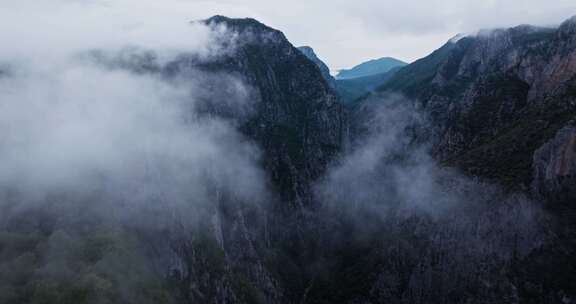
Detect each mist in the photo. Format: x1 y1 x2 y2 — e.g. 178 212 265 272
0 2 566 303
0 5 273 303
311 94 551 302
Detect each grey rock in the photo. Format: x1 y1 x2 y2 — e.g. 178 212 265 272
532 123 576 204
375 16 576 188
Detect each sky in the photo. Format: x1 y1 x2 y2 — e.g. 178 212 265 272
1 0 576 70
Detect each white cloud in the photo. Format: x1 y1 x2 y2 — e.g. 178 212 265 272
0 0 269 222
1 0 573 69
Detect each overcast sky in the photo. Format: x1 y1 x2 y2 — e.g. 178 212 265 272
2 0 576 70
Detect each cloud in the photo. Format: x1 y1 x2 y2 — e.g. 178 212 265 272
0 0 270 222
0 0 225 61
0 61 261 196
2 0 573 69
0 3 276 301
312 94 550 302
0 3 560 302
316 93 547 221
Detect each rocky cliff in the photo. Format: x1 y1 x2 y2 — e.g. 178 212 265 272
377 16 576 194
198 17 346 208
83 16 349 303
168 16 347 303
532 123 576 205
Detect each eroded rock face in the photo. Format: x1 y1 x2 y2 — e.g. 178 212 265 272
532 124 576 205
196 16 347 208
169 16 347 303
168 16 348 303
100 16 348 208
91 16 348 303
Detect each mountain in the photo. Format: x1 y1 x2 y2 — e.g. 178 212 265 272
298 46 337 90
295 49 406 104
336 57 407 79
197 16 347 207
166 16 348 302
0 15 349 304
3 13 576 304
336 66 402 104
90 16 349 304
376 17 576 198
361 19 576 302
101 16 347 207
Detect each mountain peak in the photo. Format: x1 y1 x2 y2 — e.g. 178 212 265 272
563 15 576 25
298 46 322 63
298 46 314 54
202 15 276 33
559 15 576 34
197 15 288 49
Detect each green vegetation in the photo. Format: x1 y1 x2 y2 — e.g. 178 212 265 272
0 223 173 304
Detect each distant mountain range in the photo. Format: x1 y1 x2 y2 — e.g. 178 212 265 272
298 49 408 104
336 57 407 79
335 66 404 104
297 46 337 90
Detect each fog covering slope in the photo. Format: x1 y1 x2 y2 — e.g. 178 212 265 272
0 2 569 304
0 4 273 303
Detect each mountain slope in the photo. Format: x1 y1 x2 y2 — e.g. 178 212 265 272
376 18 576 194
66 15 349 304
169 16 348 302
161 16 347 209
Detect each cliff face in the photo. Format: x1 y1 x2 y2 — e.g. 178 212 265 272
377 17 576 192
160 16 347 303
87 16 349 303
195 17 346 208
532 123 576 205
106 16 347 208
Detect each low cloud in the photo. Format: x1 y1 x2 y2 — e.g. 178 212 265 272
317 92 548 239
0 1 269 228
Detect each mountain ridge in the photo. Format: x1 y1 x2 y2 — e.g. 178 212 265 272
336 56 407 79
373 15 576 195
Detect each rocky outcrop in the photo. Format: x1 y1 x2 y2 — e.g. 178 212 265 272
104 16 347 208
532 123 576 205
